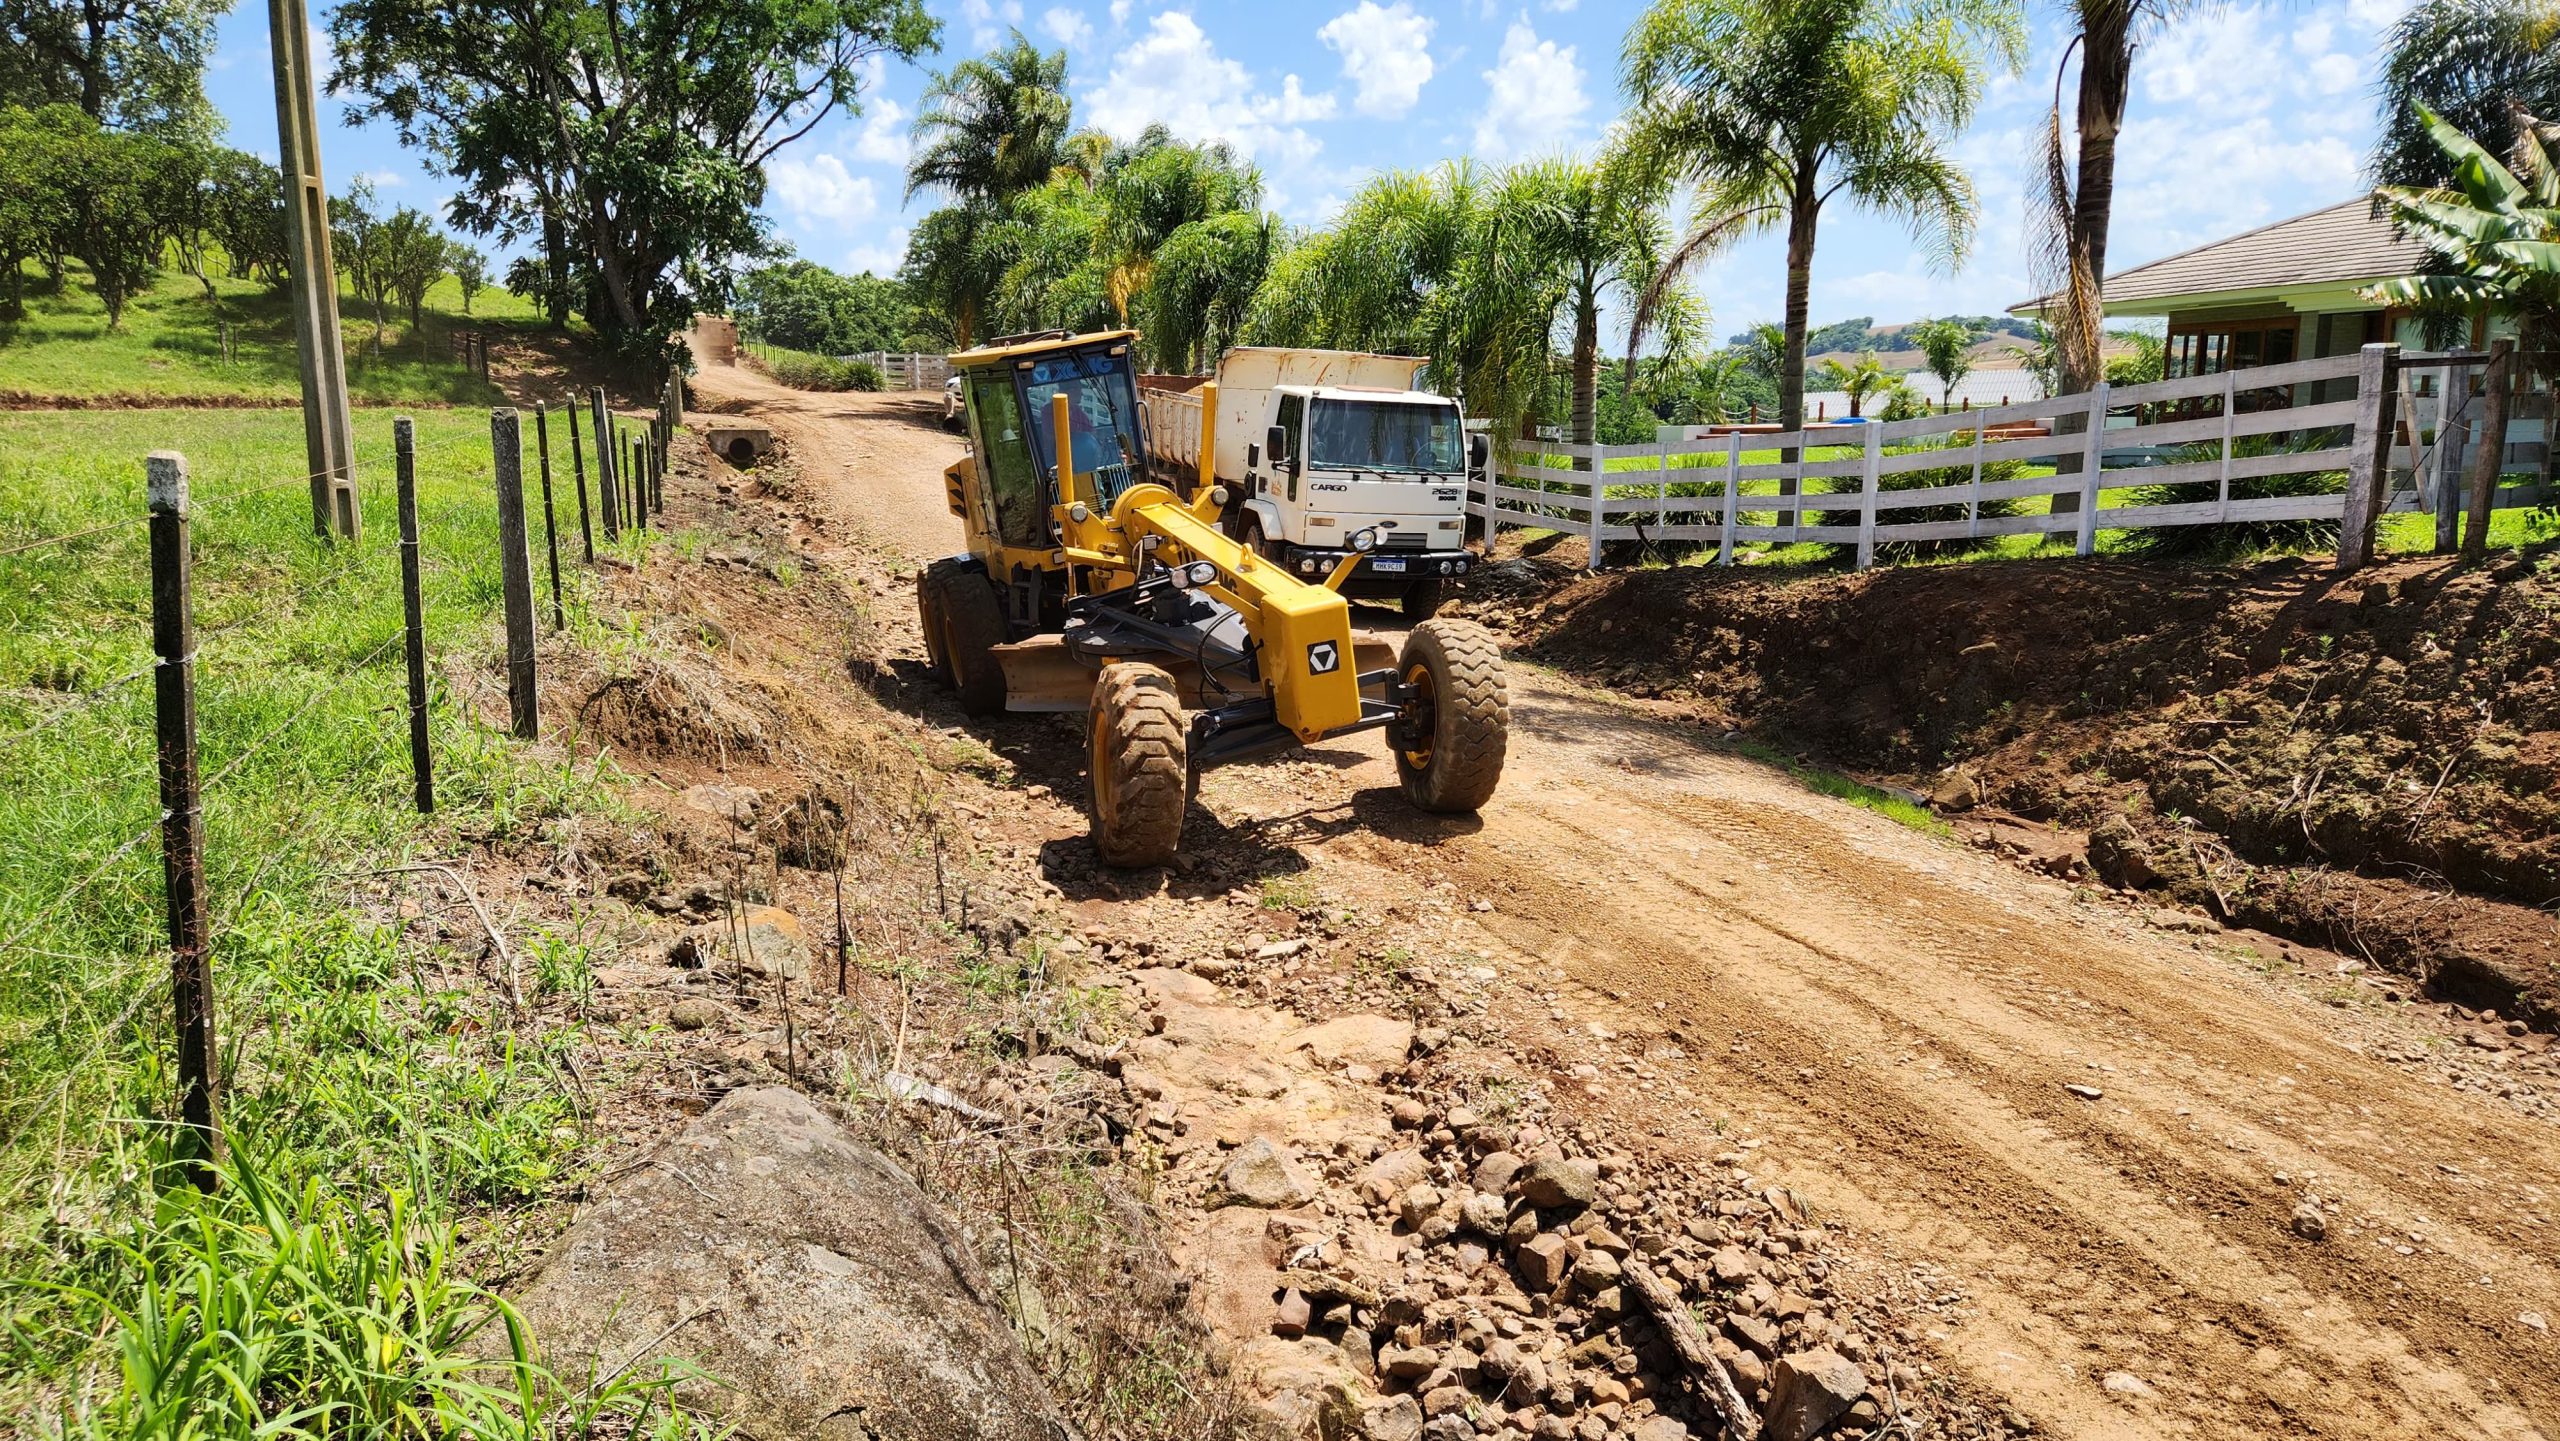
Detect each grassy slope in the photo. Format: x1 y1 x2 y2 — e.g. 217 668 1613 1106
0 407 700 1435
0 258 537 405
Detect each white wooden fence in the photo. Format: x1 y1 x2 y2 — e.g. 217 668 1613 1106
841 352 952 390
1474 345 2552 573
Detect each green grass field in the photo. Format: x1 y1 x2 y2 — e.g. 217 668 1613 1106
1 258 533 406
0 408 704 1436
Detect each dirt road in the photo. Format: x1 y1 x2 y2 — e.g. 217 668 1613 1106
689 353 2560 1440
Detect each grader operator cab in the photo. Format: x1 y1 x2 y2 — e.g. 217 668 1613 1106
918 328 1509 865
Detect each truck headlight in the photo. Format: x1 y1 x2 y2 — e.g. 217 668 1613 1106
1439 560 1454 574
1350 530 1376 553
1299 558 1320 574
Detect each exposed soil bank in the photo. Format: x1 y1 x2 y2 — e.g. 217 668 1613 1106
1463 547 2560 1023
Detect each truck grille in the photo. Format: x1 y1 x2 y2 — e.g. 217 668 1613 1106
1381 529 1428 550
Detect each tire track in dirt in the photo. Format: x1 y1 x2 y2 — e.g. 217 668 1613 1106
693 344 2560 1441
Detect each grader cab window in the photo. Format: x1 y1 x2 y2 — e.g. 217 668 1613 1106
1021 350 1145 506
968 374 1047 546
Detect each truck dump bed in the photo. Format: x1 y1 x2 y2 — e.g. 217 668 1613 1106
1139 348 1430 487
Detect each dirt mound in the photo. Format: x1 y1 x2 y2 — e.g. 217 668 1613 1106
1466 546 2560 1020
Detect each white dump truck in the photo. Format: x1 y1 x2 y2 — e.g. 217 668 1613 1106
1139 347 1487 620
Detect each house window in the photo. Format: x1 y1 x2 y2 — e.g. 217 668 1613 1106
2164 317 2299 415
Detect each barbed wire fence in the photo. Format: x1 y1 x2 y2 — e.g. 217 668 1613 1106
0 369 686 1194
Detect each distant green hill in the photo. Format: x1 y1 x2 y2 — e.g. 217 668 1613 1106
1733 314 2044 356
1 256 538 406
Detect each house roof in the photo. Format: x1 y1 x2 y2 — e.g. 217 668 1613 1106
2009 198 2432 316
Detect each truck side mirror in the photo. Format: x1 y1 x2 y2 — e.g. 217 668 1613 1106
1266 424 1291 471
1469 432 1491 470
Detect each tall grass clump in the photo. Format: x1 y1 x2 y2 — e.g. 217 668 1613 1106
746 342 884 392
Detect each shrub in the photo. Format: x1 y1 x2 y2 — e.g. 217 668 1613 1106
2122 430 2345 560
753 343 887 392
1816 438 2026 563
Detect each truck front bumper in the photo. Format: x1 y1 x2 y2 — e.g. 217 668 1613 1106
1273 545 1476 590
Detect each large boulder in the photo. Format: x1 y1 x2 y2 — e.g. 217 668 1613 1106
500 1086 1068 1440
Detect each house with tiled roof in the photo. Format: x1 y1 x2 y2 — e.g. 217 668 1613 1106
2012 198 2437 385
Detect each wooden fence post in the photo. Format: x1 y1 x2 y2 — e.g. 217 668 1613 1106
2435 364 2469 553
2075 382 2110 557
393 418 434 813
591 388 620 540
1855 423 1883 570
2337 343 2398 573
490 409 540 740
533 403 565 630
146 451 222 1190
2462 337 2515 561
1718 431 1741 566
566 396 595 561
1585 444 1606 572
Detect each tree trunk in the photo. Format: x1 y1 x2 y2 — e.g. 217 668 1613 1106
1778 174 1819 526
1570 295 1600 453
541 206 570 328
2052 15 2132 520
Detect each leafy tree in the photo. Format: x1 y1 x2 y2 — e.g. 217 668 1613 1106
0 0 224 135
1622 0 2023 442
206 146 286 284
1907 316 1981 406
450 243 487 314
1812 350 1895 418
2005 319 2060 399
905 31 1073 206
15 105 179 328
0 105 79 316
739 258 926 353
381 208 448 329
2104 327 2163 385
329 0 935 363
2372 0 2560 189
331 178 395 348
900 201 1008 348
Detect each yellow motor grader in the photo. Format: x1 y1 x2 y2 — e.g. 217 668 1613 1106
917 328 1509 865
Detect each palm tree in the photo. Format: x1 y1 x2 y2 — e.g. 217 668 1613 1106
1140 209 1284 372
905 32 1073 206
1622 0 2023 446
1500 153 1691 449
1908 316 1980 408
2373 0 2560 189
2369 105 2560 354
1095 127 1262 323
2031 1 2200 403
1813 351 1895 418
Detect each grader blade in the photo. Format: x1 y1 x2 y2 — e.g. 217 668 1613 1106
993 631 1398 713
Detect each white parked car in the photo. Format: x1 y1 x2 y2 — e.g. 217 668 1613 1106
943 373 965 430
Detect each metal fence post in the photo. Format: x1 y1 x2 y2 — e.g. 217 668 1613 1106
490 410 540 739
394 418 434 813
146 451 222 1190
2337 343 2399 573
533 403 565 630
1855 424 1883 570
2075 383 2109 556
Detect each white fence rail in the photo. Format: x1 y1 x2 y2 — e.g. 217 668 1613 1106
840 352 953 390
1473 345 2552 573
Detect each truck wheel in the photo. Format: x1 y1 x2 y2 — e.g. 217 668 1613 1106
916 559 961 684
1242 516 1272 561
1400 577 1446 622
938 569 1010 716
1088 663 1188 867
1393 618 1508 814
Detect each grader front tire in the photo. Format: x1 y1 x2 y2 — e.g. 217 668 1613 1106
916 560 960 685
939 570 1010 717
1394 618 1509 814
1088 663 1188 867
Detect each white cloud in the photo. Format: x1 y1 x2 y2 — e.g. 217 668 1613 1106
767 152 879 224
849 55 909 164
846 228 909 278
1317 2 1436 119
1109 0 1134 21
961 0 1026 49
1082 12 1343 212
357 168 406 189
1472 18 1586 161
1040 5 1091 46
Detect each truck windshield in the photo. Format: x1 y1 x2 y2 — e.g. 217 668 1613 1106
1308 399 1463 475
1021 351 1145 504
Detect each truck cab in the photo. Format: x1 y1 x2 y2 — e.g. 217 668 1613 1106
1141 348 1487 621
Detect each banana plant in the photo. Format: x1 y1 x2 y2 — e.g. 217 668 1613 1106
2367 103 2560 353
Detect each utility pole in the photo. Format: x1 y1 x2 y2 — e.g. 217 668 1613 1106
268 0 360 540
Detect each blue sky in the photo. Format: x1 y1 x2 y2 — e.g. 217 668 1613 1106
199 0 2412 338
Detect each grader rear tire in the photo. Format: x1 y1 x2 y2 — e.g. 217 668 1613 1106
1393 618 1508 813
1088 663 1188 867
938 570 1010 716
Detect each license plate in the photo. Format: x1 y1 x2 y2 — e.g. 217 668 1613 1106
1371 557 1407 573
